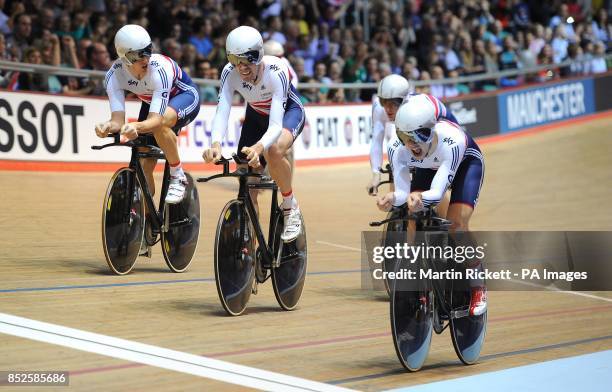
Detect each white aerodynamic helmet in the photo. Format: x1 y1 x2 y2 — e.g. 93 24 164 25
263 40 284 57
226 25 264 65
395 94 437 144
114 24 152 65
377 74 411 102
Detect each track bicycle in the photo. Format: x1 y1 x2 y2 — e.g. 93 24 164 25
370 208 487 371
197 154 307 316
92 135 200 275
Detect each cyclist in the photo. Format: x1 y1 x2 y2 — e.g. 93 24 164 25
376 94 486 316
262 39 298 89
203 26 305 242
367 74 459 197
95 24 200 205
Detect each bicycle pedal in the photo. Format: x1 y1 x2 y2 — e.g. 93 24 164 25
139 246 152 258
450 307 470 319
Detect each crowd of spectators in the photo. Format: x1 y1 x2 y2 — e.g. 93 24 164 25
0 0 610 103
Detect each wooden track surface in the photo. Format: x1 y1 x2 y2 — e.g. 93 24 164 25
1 115 611 391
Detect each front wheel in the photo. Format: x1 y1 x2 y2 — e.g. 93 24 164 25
214 199 256 316
101 167 145 275
390 260 433 371
381 211 408 295
161 173 200 273
271 211 307 311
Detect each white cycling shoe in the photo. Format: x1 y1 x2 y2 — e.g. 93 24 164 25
281 206 302 242
165 175 188 204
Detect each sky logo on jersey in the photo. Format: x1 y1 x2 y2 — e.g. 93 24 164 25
242 82 253 91
442 137 455 145
269 64 280 72
498 78 595 133
128 80 138 86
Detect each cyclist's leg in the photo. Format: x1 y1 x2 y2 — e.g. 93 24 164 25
447 154 486 316
237 106 269 212
446 155 484 231
155 87 200 203
264 98 305 240
136 103 157 196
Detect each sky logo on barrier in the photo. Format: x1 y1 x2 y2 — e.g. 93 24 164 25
498 79 595 133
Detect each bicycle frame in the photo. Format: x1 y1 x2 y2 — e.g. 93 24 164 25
92 136 170 237
198 155 280 268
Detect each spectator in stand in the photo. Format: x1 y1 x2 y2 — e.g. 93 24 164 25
342 41 367 101
35 9 55 39
0 0 10 35
194 60 217 103
3 0 607 98
262 15 286 45
360 55 379 101
207 32 227 70
592 8 611 44
416 70 431 94
77 38 92 68
0 32 14 88
590 41 608 73
181 43 198 74
536 44 559 82
562 43 587 76
499 35 522 87
402 57 420 81
78 42 111 96
443 34 462 72
189 17 213 59
551 24 569 64
71 11 92 41
6 13 32 60
511 0 531 32
327 60 345 103
293 34 317 77
17 47 47 91
390 47 404 75
162 37 182 62
549 3 577 43
327 26 341 61
313 60 332 101
430 65 456 99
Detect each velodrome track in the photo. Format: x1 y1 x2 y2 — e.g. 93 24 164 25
1 113 611 391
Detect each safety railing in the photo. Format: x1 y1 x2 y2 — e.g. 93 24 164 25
1 54 610 92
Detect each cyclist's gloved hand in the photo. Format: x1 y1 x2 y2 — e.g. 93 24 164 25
367 172 382 196
120 123 139 141
203 143 222 163
376 192 394 212
408 192 424 212
241 145 262 169
95 122 112 138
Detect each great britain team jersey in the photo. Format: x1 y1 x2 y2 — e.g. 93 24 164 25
211 55 300 149
387 119 481 207
104 54 196 116
370 93 458 173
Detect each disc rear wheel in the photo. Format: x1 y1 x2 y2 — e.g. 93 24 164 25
161 173 200 273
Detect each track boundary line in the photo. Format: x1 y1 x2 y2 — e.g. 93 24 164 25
0 312 354 392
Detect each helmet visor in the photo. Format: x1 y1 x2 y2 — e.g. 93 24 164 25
227 50 260 66
124 43 152 64
379 97 403 107
397 127 432 145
